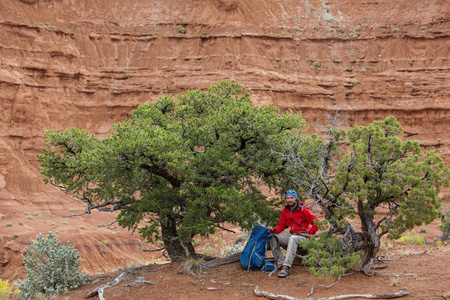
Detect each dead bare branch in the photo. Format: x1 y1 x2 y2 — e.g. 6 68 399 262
216 225 236 233
123 279 154 287
254 286 410 299
86 271 127 299
307 273 354 297
129 234 165 253
373 272 415 277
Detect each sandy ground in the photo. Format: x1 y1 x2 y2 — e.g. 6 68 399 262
61 237 450 300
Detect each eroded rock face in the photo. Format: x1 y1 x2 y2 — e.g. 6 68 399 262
0 0 449 278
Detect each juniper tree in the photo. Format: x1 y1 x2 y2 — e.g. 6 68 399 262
37 81 305 260
273 112 449 275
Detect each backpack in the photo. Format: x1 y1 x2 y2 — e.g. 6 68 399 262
239 225 278 272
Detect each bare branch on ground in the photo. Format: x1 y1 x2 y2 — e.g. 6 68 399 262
123 279 155 287
307 273 354 297
86 271 127 299
254 286 410 299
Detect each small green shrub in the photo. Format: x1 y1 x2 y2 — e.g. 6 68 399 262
392 27 400 33
440 211 450 241
293 26 301 32
301 234 361 277
396 232 427 245
419 226 427 233
13 233 20 238
264 83 272 88
351 80 360 85
26 215 34 220
18 232 88 299
177 26 186 34
6 222 13 227
405 82 413 88
313 62 320 68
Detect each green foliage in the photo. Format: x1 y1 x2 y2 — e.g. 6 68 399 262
333 116 448 239
313 62 321 68
440 211 450 241
17 232 88 299
0 279 19 299
37 81 306 258
300 234 361 277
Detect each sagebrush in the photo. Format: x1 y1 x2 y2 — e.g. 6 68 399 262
18 232 88 299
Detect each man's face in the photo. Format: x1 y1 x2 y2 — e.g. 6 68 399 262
286 195 296 208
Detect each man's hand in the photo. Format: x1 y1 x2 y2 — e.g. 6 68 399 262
267 227 274 233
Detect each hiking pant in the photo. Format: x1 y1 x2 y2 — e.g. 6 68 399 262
269 232 307 268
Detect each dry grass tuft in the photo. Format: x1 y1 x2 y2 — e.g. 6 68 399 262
181 257 206 275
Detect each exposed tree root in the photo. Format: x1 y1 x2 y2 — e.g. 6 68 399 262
254 286 410 299
370 265 388 270
202 252 242 267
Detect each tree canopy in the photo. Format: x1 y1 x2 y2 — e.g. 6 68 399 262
37 81 305 260
38 82 449 274
274 112 449 275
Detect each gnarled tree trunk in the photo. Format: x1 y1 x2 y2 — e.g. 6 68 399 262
355 200 380 275
160 214 195 261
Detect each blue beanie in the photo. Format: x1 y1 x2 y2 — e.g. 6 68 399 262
285 190 298 199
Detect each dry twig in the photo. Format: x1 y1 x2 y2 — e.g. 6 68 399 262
254 286 410 299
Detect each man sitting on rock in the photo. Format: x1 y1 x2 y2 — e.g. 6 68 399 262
267 189 319 278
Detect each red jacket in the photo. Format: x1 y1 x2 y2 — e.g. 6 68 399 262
273 201 319 235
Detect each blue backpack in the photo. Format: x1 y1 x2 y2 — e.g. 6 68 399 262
239 225 278 272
